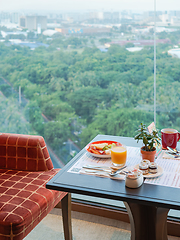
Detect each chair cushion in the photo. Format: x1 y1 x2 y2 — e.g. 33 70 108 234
0 133 53 171
0 168 67 240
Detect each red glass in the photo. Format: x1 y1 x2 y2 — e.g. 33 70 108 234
161 128 180 150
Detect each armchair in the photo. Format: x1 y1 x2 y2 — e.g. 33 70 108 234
0 133 72 240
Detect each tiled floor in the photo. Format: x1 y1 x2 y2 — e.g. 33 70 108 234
25 208 180 240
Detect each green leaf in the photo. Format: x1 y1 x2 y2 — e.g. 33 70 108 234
143 136 148 145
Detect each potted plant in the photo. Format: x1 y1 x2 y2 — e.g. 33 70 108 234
134 123 161 162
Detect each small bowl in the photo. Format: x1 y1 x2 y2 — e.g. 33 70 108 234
125 169 143 188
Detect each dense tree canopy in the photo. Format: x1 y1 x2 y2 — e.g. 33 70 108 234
0 35 180 163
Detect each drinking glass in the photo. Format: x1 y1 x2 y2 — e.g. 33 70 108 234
111 145 127 167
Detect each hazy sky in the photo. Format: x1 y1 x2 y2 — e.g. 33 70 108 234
1 0 180 12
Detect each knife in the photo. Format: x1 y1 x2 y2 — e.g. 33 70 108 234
82 166 111 172
167 147 180 155
83 165 127 174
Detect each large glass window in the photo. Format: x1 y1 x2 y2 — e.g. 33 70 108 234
0 0 180 220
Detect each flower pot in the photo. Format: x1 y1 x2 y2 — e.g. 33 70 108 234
140 147 156 162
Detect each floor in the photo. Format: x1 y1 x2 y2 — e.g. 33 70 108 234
25 208 180 240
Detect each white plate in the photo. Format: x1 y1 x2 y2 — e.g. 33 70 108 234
134 164 163 178
86 151 111 158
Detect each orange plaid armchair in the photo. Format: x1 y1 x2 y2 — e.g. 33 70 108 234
0 133 72 240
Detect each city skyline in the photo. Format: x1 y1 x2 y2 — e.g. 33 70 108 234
1 0 180 13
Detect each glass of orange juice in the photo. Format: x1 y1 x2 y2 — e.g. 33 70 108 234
111 145 127 167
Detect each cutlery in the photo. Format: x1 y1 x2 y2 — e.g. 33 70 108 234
83 165 127 177
167 147 179 154
83 165 110 169
166 152 180 158
83 165 126 172
167 147 180 156
83 165 125 171
83 167 111 173
84 169 127 178
84 170 109 176
109 166 127 177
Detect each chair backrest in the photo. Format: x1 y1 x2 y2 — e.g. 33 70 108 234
0 133 54 171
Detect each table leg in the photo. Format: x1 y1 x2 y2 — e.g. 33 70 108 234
124 202 169 240
61 193 73 240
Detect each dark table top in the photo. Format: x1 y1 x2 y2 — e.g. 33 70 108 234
46 134 180 210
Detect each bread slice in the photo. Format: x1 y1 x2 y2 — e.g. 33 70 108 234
90 143 109 150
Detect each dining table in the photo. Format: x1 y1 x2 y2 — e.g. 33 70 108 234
46 134 180 240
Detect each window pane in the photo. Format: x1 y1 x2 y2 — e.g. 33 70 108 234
0 0 159 167
1 0 180 220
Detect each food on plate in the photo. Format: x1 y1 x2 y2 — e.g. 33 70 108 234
87 141 119 155
141 159 150 167
149 162 158 174
138 161 158 175
90 143 109 150
139 161 149 175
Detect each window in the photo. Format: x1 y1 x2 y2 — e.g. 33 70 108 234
0 0 180 222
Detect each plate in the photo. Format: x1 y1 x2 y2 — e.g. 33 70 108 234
134 164 163 178
86 140 122 159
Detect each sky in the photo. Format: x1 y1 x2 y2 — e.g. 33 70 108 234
1 0 180 12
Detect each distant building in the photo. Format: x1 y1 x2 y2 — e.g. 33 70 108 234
168 48 180 58
106 39 171 47
0 12 10 22
171 17 180 26
112 12 120 21
103 12 119 22
37 24 41 34
168 10 180 18
98 48 108 52
19 17 26 28
47 23 61 29
26 16 36 30
88 12 98 20
19 16 47 31
43 29 58 36
1 31 27 38
87 11 119 23
10 12 19 24
103 12 112 21
97 12 104 20
143 11 162 19
47 13 62 22
126 47 143 52
62 12 88 22
0 12 19 25
55 27 111 35
5 40 49 50
159 13 171 23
